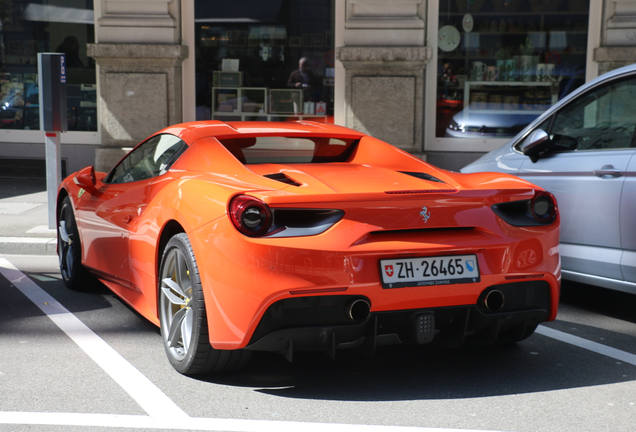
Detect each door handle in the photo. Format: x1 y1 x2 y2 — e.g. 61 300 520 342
593 165 623 178
122 214 133 223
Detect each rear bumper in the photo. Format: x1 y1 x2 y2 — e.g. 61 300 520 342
245 280 551 359
190 208 560 349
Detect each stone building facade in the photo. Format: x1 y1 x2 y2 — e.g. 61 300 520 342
1 0 636 175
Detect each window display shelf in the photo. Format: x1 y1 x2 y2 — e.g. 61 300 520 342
212 113 327 121
434 0 590 141
212 87 268 116
464 80 557 114
444 11 588 16
212 87 328 120
269 89 303 114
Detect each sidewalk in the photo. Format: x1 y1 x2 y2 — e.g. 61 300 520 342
0 178 57 255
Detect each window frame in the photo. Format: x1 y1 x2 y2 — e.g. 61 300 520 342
424 0 601 154
105 134 188 184
513 74 636 154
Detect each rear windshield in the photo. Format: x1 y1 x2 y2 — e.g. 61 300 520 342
218 136 359 164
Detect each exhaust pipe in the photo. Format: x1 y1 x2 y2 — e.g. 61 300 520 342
346 299 371 321
483 290 505 312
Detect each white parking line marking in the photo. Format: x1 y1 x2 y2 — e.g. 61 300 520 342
6 255 634 431
536 326 636 366
536 325 636 366
0 257 512 432
0 258 189 425
0 412 507 432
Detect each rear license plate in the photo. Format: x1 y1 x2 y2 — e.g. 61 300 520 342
380 254 480 289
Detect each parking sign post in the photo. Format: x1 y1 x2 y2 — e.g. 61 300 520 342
38 53 67 229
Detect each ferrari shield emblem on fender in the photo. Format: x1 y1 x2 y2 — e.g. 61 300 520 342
385 265 394 277
420 207 430 223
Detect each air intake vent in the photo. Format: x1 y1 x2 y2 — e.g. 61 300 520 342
399 171 446 184
263 172 302 187
385 189 457 195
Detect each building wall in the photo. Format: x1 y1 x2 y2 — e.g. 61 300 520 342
3 0 636 176
596 0 636 75
336 0 430 158
90 0 186 172
333 1 614 171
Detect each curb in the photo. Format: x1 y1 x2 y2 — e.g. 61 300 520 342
0 237 57 256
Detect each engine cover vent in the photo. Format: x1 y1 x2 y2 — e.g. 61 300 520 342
399 171 446 184
263 172 302 187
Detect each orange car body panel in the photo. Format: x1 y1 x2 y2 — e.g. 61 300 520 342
59 121 560 349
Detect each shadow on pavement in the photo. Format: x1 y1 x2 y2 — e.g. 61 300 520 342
0 178 46 200
560 280 636 325
201 324 635 401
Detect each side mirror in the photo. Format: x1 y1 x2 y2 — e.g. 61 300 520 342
519 129 551 163
74 166 97 193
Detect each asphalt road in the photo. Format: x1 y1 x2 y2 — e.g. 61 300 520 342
1 254 635 432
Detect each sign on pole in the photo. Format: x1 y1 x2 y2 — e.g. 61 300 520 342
38 53 67 229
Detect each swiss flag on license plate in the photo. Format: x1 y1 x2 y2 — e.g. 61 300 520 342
384 265 394 277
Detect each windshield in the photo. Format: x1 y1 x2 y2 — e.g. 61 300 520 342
217 136 359 164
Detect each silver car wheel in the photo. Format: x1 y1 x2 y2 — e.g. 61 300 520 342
159 247 194 361
158 233 252 375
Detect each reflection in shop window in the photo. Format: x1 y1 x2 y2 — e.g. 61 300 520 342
195 0 335 123
0 0 96 131
437 0 589 139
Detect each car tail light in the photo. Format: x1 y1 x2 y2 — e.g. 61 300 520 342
229 195 272 237
530 190 557 223
491 190 558 227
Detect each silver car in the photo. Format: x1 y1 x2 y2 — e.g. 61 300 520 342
462 64 636 295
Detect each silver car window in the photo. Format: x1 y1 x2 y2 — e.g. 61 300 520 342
549 79 636 151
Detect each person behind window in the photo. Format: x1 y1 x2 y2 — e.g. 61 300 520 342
287 57 316 101
56 36 84 68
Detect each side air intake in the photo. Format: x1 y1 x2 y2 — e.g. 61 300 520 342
399 171 447 184
263 172 302 187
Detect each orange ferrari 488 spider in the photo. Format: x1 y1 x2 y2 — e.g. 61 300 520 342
57 121 560 375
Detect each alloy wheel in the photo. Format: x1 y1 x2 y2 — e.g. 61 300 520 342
160 247 194 361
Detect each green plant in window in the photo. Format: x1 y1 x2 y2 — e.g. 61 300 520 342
495 48 509 61
520 38 534 55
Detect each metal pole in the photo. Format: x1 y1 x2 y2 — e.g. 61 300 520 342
45 131 61 229
38 53 67 230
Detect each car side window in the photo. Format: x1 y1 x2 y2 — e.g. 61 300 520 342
549 78 636 151
107 134 187 184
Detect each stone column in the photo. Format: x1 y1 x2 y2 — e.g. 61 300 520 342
337 47 431 152
89 0 187 173
336 0 431 154
595 1 636 75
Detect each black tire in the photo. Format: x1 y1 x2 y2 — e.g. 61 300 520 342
58 195 93 290
158 233 251 375
496 322 538 344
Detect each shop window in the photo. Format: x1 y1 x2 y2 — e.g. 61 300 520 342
195 0 335 123
0 0 96 132
437 0 589 139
